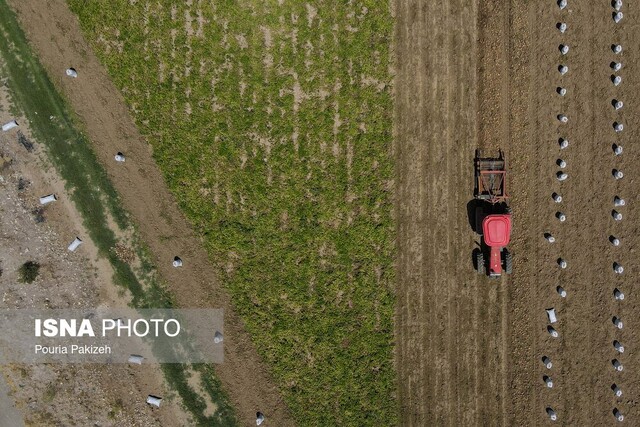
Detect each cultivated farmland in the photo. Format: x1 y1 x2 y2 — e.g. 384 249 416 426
3 0 638 425
397 0 640 425
65 0 396 425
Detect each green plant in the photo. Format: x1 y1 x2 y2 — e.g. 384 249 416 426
108 398 124 419
43 383 57 402
18 261 40 284
162 364 236 426
68 1 397 425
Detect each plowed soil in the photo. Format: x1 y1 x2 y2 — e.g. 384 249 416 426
396 0 639 425
395 0 508 425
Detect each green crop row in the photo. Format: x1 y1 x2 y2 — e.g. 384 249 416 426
68 0 396 425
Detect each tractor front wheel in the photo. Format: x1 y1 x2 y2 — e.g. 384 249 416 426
504 250 513 274
475 250 486 275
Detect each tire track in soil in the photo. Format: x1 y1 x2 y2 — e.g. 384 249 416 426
446 2 478 423
499 2 512 424
477 0 511 424
395 0 427 421
395 0 492 424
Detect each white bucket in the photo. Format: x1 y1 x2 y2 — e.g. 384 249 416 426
146 395 162 408
67 237 83 252
39 194 58 205
2 120 18 132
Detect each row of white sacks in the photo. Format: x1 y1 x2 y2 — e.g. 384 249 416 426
548 6 627 421
608 9 626 379
608 8 626 422
559 0 624 12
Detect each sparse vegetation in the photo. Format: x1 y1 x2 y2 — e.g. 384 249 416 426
162 364 236 426
18 261 40 283
108 398 124 419
68 0 396 424
43 383 57 402
0 3 236 424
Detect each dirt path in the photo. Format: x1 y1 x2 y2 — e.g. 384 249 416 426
6 1 293 425
395 0 510 424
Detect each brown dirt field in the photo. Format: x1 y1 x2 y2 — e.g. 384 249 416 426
394 0 509 425
6 0 293 425
397 0 640 425
505 1 640 425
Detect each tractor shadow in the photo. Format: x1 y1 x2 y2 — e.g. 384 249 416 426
466 199 479 233
468 199 484 273
466 199 485 235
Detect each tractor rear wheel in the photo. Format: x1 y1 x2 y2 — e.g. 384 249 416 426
475 250 485 275
504 250 513 274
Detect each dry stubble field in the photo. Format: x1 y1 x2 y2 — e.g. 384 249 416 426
397 0 639 425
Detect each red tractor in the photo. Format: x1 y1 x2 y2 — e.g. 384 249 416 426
474 149 512 278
